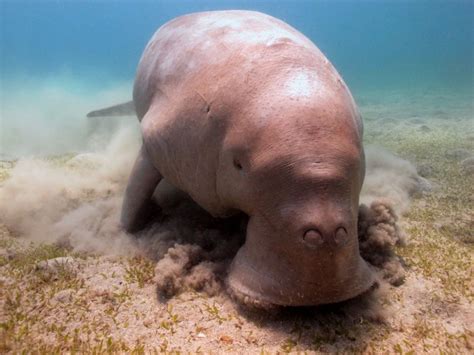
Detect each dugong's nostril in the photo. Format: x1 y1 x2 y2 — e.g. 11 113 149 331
303 229 324 247
334 227 348 245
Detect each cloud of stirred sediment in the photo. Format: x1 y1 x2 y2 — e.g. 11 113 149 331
0 79 426 311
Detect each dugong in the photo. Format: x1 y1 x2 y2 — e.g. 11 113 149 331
90 10 374 307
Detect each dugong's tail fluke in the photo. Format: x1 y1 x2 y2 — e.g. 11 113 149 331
86 101 135 118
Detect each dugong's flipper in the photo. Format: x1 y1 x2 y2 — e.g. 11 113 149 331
87 101 135 118
121 145 162 233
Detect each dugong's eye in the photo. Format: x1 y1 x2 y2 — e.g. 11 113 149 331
233 158 243 171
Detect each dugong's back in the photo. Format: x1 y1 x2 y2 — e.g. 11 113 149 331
133 10 322 118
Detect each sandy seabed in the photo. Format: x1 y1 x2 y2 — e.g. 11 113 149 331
0 86 473 353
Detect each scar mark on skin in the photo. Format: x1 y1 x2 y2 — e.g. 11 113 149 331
194 91 211 113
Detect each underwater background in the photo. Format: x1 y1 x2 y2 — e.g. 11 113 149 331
1 2 473 352
1 0 473 157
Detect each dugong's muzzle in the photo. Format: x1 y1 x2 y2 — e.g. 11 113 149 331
227 215 374 308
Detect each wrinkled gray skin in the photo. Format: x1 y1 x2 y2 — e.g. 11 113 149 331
119 10 374 307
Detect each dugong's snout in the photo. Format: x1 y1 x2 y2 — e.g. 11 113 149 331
227 214 374 308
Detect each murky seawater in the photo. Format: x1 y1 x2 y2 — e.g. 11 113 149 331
1 1 472 159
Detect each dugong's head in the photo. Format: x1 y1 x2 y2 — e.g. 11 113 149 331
218 68 374 307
